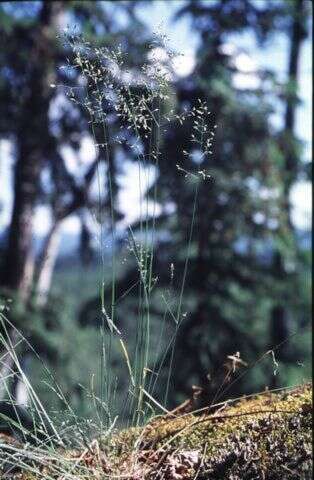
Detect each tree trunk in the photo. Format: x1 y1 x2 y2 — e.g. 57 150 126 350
269 0 308 386
284 0 308 202
35 220 62 307
0 2 64 401
0 2 63 300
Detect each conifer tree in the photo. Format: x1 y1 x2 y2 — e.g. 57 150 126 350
140 0 311 405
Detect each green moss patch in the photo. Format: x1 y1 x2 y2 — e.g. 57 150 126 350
106 383 312 479
2 383 312 479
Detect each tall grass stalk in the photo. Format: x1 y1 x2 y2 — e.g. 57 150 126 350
61 33 215 427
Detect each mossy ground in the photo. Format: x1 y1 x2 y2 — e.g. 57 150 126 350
1 383 312 479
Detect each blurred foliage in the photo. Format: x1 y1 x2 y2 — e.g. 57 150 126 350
0 0 311 421
108 0 312 408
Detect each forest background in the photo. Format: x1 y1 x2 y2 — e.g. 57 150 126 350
0 0 312 423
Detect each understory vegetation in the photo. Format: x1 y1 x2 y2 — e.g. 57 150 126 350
0 2 312 478
0 384 312 479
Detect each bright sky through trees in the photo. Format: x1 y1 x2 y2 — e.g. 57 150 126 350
0 0 312 235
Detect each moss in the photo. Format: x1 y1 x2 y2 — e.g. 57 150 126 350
106 383 312 479
3 383 312 479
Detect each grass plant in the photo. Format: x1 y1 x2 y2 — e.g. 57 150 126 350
0 32 311 479
60 31 215 428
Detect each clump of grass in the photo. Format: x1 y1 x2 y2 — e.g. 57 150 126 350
0 30 216 477
0 365 311 479
57 30 215 428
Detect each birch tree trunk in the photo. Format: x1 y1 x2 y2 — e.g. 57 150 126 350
35 221 62 308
